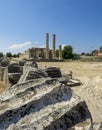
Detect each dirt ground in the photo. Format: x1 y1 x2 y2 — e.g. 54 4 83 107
0 61 101 123
38 61 102 82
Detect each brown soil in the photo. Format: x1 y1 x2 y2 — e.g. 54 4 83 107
38 61 102 82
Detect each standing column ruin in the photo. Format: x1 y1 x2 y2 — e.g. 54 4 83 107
46 33 49 59
52 34 56 59
0 66 8 86
59 45 62 59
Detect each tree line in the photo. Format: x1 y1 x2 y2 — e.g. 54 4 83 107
56 45 102 59
0 52 21 58
81 46 102 56
0 45 102 59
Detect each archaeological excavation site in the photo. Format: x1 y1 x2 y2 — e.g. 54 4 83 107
0 34 101 130
0 56 101 130
0 57 91 130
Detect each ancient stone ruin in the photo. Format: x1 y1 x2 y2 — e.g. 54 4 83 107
20 33 63 61
0 58 101 129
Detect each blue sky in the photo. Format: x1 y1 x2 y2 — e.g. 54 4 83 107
0 0 102 54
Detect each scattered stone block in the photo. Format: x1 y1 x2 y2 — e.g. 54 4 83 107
45 67 62 78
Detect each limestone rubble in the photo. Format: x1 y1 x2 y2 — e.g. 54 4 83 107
0 61 93 130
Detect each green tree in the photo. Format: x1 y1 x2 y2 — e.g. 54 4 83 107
100 46 102 53
81 52 86 55
6 52 12 57
56 49 59 58
17 53 21 57
12 53 21 58
13 54 17 58
73 53 80 60
91 50 98 55
86 53 91 56
62 45 73 59
0 52 3 57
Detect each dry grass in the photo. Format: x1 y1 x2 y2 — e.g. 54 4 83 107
0 81 7 94
38 61 102 82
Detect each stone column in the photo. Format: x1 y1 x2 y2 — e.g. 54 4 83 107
0 66 3 81
59 45 62 59
46 33 49 59
3 67 8 86
0 67 8 86
52 34 56 59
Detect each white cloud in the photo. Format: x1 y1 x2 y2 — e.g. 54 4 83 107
7 41 45 54
9 42 32 50
62 44 67 49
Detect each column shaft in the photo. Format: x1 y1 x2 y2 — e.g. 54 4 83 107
59 45 62 59
52 34 56 59
46 33 49 59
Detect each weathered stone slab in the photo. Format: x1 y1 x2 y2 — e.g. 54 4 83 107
45 67 62 78
0 58 9 67
8 63 22 73
8 73 22 84
0 61 92 129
